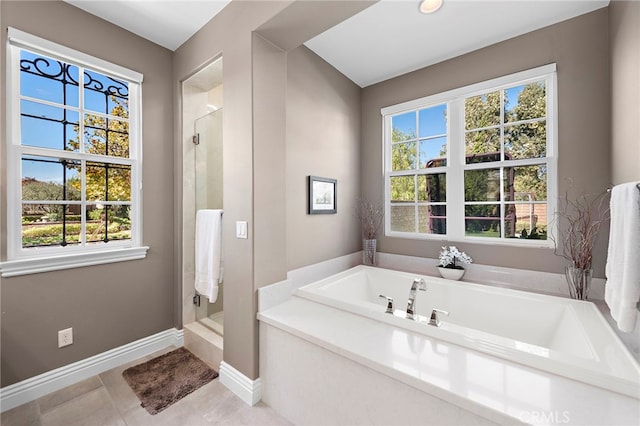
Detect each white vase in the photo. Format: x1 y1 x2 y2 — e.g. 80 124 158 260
438 266 465 280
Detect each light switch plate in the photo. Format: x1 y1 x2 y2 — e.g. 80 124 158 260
236 221 248 239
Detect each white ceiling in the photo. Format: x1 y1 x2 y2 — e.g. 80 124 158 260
64 0 609 86
63 0 231 51
305 0 610 87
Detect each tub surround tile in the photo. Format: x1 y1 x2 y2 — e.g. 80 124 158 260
377 252 606 300
595 300 640 362
287 251 362 289
257 279 291 312
261 321 501 426
377 251 440 277
258 251 362 312
259 297 639 426
259 252 607 316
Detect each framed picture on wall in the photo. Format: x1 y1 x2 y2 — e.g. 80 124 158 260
308 176 337 214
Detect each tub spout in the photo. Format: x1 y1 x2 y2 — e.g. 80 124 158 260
406 278 427 320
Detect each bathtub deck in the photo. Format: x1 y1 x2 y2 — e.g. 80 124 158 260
258 297 639 426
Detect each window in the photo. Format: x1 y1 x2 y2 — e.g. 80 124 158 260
2 28 147 276
382 64 556 245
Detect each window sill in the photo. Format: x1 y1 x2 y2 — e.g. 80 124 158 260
385 231 554 249
0 246 149 277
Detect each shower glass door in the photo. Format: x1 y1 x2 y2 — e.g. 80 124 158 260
194 109 224 336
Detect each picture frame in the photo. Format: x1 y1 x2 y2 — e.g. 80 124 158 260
308 176 337 214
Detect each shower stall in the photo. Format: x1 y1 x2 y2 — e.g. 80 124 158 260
194 109 224 335
182 58 224 338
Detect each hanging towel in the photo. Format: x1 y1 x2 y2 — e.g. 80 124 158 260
605 182 640 333
195 209 223 303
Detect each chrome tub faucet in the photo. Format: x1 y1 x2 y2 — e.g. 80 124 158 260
429 308 449 327
406 278 427 320
378 294 394 314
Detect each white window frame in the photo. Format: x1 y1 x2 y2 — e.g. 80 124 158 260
382 64 557 247
1 28 148 277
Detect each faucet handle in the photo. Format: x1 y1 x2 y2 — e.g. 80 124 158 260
378 294 394 314
429 308 449 327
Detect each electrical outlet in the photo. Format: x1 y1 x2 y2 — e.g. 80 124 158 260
58 328 73 348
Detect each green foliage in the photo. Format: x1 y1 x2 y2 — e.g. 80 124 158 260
465 91 501 130
389 82 548 237
513 226 547 240
88 209 102 220
68 96 131 202
391 139 416 171
22 178 81 205
22 221 131 247
463 83 548 238
22 215 42 224
21 96 132 248
511 83 546 121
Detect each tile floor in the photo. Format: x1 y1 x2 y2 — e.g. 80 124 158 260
0 347 292 426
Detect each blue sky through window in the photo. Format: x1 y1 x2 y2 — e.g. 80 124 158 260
418 104 446 138
19 49 129 183
504 85 524 117
392 104 448 167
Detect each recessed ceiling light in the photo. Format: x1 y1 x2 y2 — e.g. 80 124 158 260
419 0 443 14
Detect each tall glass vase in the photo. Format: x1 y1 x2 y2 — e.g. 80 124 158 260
363 239 377 266
565 265 592 300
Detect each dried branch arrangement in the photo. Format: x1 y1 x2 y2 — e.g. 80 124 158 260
356 197 384 240
554 191 610 270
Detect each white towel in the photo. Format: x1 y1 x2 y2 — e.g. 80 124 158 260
195 209 223 303
605 182 640 333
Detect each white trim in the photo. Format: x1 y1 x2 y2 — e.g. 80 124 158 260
7 27 143 83
0 246 149 277
6 38 21 260
382 64 557 247
5 28 146 268
0 328 183 413
219 361 262 406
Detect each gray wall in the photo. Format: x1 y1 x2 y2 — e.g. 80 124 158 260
610 0 640 185
173 0 368 380
253 33 287 289
0 1 175 387
361 8 611 278
173 0 290 383
2 0 634 390
286 45 362 271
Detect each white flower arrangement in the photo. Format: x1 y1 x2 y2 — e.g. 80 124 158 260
438 246 472 270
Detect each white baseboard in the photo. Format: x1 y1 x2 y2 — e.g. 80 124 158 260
0 328 183 413
219 361 261 406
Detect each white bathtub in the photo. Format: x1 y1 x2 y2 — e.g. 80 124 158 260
294 265 640 399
